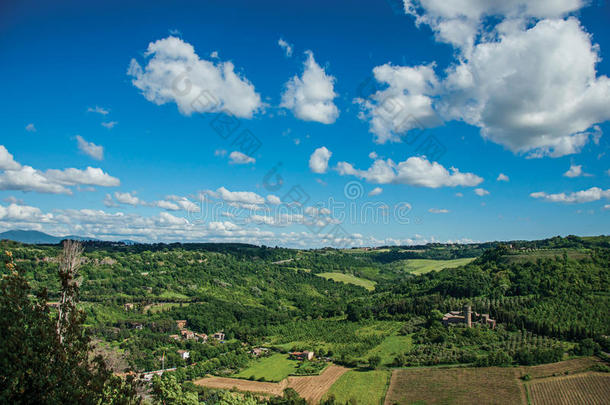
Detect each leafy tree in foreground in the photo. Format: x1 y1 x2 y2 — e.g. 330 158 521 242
0 244 140 405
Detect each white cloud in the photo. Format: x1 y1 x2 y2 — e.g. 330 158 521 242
44 167 120 187
25 123 36 132
368 151 378 159
309 146 332 174
474 188 489 196
563 164 590 178
206 187 266 205
336 156 483 188
214 149 227 157
403 0 586 53
356 63 441 143
128 36 262 118
76 135 104 160
101 121 118 129
497 173 509 182
267 195 281 205
603 204 610 211
281 51 339 124
0 166 71 194
229 151 255 165
278 38 293 57
442 18 610 158
455 192 463 197
368 187 383 196
429 208 449 214
530 187 610 203
114 191 141 206
0 146 21 170
87 106 109 115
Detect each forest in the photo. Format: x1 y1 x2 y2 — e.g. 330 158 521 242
0 235 608 404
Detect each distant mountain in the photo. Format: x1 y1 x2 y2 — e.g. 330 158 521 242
0 230 98 244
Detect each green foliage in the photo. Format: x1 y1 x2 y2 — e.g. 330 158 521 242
0 248 139 404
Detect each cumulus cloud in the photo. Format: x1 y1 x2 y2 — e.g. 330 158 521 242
474 188 490 196
113 191 141 206
25 123 36 132
281 51 339 124
371 3 610 158
531 187 610 203
497 173 509 182
442 18 610 158
368 187 383 196
267 195 281 205
278 38 293 57
309 146 332 173
228 151 255 165
0 150 120 195
0 146 21 170
128 36 262 118
76 135 104 160
205 187 266 205
563 164 590 178
429 208 449 214
44 167 120 187
336 156 483 188
357 63 441 143
403 0 585 52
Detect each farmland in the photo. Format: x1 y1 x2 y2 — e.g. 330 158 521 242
316 272 377 291
324 370 391 405
360 334 413 366
233 353 298 382
195 364 348 403
527 372 609 405
399 258 476 274
384 366 522 405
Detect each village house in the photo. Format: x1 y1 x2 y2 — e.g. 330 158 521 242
129 322 143 330
124 303 134 311
212 331 225 341
442 305 496 329
180 329 195 340
250 347 269 357
195 333 208 342
289 350 314 361
169 334 181 341
177 350 190 360
176 320 187 329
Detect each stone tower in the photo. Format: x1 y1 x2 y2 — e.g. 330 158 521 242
463 304 472 328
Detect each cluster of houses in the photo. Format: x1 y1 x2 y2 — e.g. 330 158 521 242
442 305 496 329
169 320 225 343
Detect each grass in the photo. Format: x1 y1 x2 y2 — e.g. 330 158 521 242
361 334 413 366
324 370 391 405
316 272 377 291
144 302 188 313
233 353 298 382
401 258 475 274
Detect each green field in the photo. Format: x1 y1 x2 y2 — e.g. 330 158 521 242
316 272 377 291
233 353 298 382
361 334 413 366
402 258 475 274
324 370 391 405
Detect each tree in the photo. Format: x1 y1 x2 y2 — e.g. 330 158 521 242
368 355 381 369
0 245 140 404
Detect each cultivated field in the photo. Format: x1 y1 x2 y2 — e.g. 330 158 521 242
516 356 600 379
324 370 391 405
528 372 609 405
360 334 413 366
233 353 298 382
316 272 377 291
384 366 522 405
195 364 348 403
401 258 475 274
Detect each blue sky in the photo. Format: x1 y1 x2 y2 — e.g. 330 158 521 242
0 0 609 246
